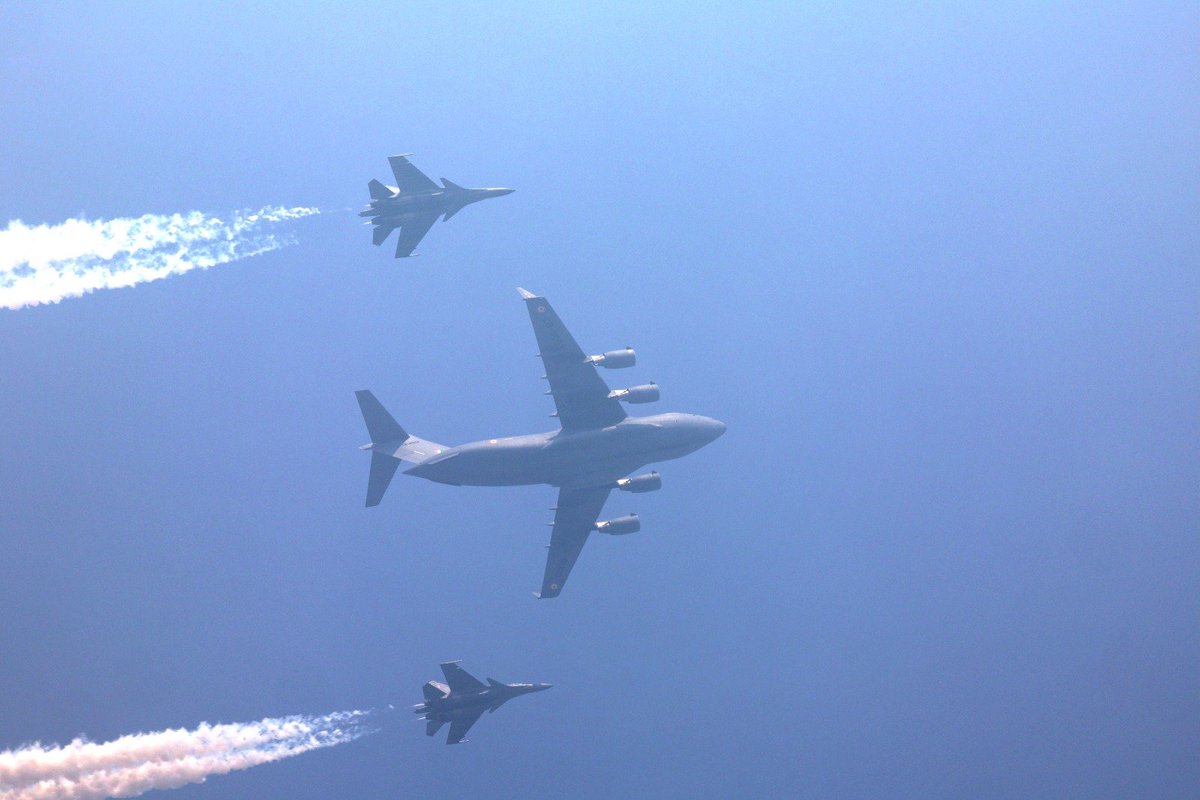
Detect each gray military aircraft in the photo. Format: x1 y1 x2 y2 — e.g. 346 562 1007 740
415 661 552 745
359 154 514 258
355 288 726 598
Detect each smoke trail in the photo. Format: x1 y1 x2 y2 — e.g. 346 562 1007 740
0 206 321 310
0 710 375 800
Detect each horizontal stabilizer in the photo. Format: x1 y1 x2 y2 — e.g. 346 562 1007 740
365 451 400 508
372 224 395 246
425 718 445 737
368 179 393 200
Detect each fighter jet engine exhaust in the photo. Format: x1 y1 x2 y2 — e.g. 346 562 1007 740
0 709 376 800
0 205 321 310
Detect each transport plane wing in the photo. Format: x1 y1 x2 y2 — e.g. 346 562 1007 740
537 484 614 599
518 288 627 430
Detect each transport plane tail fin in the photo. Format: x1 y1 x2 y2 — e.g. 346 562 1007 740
354 390 448 507
356 390 407 507
356 390 408 444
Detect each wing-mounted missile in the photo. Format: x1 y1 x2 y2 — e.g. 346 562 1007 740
593 514 640 535
608 383 659 404
615 472 661 493
585 347 636 369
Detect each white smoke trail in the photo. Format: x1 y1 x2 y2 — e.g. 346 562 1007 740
0 206 321 310
0 710 375 800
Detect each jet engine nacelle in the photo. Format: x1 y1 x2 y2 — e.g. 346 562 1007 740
586 347 636 369
615 472 661 494
608 383 659 404
593 514 641 535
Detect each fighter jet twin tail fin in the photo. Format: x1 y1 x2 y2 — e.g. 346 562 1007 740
367 179 394 201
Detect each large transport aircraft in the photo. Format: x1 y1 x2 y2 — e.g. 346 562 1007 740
355 288 726 598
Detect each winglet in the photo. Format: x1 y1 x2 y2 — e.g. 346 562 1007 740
517 287 538 300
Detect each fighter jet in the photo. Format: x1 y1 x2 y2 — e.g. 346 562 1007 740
359 154 514 257
415 661 552 745
355 288 726 598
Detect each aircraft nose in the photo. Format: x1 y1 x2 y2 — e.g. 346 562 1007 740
707 418 726 440
535 683 553 691
493 188 515 196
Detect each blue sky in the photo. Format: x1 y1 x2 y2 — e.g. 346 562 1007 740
1 3 1197 798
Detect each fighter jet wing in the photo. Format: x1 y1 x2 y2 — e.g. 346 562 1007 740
518 288 627 430
388 154 439 193
445 708 485 745
538 484 613 598
441 661 487 694
394 213 438 258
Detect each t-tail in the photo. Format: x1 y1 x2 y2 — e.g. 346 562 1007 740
355 390 448 507
355 390 408 507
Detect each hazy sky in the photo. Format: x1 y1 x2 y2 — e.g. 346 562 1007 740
1 3 1197 798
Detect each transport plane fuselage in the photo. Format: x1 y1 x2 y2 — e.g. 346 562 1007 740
400 413 725 488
